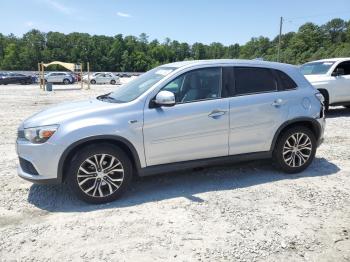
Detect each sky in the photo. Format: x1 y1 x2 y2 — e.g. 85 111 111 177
1 0 350 45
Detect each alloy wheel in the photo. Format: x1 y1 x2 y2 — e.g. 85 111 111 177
282 132 312 168
77 154 124 198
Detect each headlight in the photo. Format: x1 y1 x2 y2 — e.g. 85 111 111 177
24 125 59 144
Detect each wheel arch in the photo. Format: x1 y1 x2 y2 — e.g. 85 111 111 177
57 135 142 183
270 117 322 152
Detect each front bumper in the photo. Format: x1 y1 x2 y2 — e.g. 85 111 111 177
16 139 64 184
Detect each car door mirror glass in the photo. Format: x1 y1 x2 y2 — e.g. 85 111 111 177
154 91 175 107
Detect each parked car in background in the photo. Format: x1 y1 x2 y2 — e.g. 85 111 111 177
116 72 132 78
87 72 120 85
45 72 74 84
301 57 350 110
0 73 33 85
0 72 8 78
17 59 325 203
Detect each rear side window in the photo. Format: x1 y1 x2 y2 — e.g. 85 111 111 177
235 67 277 95
275 70 297 90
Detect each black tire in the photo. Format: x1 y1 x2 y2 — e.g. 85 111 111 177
318 89 329 112
272 126 316 174
110 80 116 85
67 144 133 204
63 79 70 85
90 79 96 84
344 105 350 109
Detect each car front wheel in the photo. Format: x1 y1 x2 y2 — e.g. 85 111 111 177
110 80 116 85
67 144 133 204
273 126 316 173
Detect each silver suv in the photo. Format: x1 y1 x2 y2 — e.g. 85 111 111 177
17 60 325 203
45 72 74 84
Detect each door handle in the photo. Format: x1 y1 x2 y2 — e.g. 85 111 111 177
208 109 227 118
271 98 285 107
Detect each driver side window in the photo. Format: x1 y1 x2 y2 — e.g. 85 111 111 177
334 61 350 76
162 67 221 103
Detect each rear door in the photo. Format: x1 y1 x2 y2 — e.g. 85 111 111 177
224 66 291 155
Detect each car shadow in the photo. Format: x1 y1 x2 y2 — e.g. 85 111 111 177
326 107 350 118
28 157 340 213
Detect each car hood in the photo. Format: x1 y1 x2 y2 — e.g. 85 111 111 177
22 99 121 128
304 74 329 83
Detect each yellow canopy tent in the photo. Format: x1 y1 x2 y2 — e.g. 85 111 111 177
43 61 75 71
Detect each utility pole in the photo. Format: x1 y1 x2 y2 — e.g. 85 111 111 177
277 16 283 62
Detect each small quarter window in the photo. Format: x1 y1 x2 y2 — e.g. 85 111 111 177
275 70 297 90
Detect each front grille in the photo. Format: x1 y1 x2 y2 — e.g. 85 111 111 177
19 157 39 175
17 130 25 139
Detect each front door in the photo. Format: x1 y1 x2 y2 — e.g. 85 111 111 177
143 67 229 166
331 61 350 103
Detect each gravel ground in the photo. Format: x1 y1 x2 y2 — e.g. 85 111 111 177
0 83 349 261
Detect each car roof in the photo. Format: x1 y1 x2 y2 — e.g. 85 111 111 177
162 59 296 71
304 57 350 64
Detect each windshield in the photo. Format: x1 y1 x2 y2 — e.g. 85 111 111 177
108 67 176 102
300 61 335 75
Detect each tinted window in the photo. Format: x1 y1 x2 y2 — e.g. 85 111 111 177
235 67 277 95
275 70 297 90
334 61 350 75
162 67 221 103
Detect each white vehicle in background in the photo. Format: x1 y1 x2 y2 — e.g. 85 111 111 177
84 72 120 85
301 58 350 110
45 72 74 85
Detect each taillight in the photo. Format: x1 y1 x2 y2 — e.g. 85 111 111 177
315 93 324 105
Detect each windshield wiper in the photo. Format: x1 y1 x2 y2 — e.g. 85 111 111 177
97 93 125 103
97 92 111 100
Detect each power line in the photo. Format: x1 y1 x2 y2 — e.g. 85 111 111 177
286 10 350 21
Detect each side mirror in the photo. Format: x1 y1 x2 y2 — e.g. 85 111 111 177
154 91 175 107
332 68 345 77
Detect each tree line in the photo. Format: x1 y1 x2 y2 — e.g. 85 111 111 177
0 18 349 72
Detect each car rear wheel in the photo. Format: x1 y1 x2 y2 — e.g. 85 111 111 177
90 79 96 84
63 79 70 85
273 126 316 173
110 80 116 85
67 144 133 204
